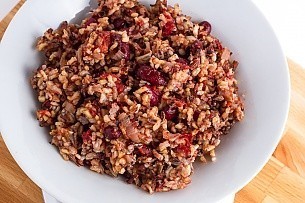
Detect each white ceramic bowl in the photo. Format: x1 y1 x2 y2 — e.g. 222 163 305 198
0 0 290 202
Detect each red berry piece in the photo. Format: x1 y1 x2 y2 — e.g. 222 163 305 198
177 133 193 156
193 111 200 121
82 130 92 142
182 133 193 143
146 86 161 106
136 65 167 86
120 42 130 60
162 21 175 37
104 126 122 140
96 31 111 53
84 17 97 27
41 100 51 109
113 18 126 29
190 40 203 55
163 106 178 120
175 58 189 65
138 145 152 156
199 21 212 35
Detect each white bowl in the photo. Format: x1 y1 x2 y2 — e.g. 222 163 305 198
0 0 290 202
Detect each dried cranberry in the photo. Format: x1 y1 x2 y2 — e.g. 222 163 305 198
96 32 111 53
41 100 51 109
175 58 191 70
115 77 125 93
163 106 178 120
146 86 161 106
82 130 92 142
138 145 152 156
84 160 91 167
116 83 125 93
177 144 191 156
193 111 200 121
176 133 193 156
199 21 212 35
120 42 130 60
162 21 175 37
177 144 189 155
190 40 203 55
208 112 215 119
113 18 126 29
84 17 97 27
120 75 129 84
104 126 122 140
89 108 97 117
174 100 186 108
175 58 189 65
136 65 167 86
182 133 193 142
150 93 160 106
111 33 122 42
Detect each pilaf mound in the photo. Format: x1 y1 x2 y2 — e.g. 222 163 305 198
31 0 244 193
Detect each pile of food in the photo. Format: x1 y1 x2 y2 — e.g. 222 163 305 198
31 0 244 193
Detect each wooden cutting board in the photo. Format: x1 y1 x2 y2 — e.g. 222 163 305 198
0 1 304 202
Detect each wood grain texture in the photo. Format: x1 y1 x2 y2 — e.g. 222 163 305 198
0 2 305 203
272 60 305 179
0 0 25 41
0 137 43 203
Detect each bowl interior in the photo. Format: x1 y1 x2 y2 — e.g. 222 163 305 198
0 0 289 202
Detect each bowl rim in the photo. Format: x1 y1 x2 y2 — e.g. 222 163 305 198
0 0 290 202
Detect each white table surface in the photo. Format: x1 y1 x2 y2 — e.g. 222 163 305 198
0 0 303 202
